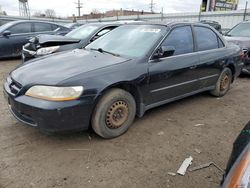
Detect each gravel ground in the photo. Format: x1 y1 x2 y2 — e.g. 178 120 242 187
0 59 250 188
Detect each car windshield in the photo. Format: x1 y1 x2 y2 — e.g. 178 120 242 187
66 25 99 39
227 22 250 37
86 25 167 58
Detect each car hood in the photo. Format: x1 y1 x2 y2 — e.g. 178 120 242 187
31 34 80 46
11 49 130 86
224 36 250 49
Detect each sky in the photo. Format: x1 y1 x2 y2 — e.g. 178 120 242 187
0 0 248 17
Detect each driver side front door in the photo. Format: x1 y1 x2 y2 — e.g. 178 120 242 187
147 25 201 106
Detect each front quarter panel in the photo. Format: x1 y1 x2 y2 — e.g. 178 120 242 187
58 58 149 104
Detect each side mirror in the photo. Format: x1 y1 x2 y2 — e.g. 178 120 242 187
153 46 175 59
2 30 11 37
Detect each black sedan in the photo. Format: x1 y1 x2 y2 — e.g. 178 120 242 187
221 121 250 188
3 22 243 138
0 20 70 58
224 21 250 74
22 23 120 62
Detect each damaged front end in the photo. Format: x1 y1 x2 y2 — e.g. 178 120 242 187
22 34 80 62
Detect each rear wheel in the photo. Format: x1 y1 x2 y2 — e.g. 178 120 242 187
92 88 136 139
210 67 232 97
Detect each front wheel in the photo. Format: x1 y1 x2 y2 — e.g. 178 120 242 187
92 88 136 139
210 67 232 97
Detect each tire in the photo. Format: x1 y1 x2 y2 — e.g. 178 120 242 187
210 67 232 97
92 88 136 139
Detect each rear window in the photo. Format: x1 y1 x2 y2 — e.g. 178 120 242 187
194 26 219 51
34 23 53 32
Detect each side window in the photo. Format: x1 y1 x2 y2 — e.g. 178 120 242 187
52 24 59 31
9 23 32 34
161 26 194 56
34 23 53 32
96 27 116 37
194 26 219 51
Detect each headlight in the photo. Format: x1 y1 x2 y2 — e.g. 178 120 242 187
25 86 84 101
223 149 250 188
36 46 60 56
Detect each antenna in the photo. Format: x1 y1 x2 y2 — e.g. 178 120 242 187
149 0 155 13
19 0 30 17
75 0 83 17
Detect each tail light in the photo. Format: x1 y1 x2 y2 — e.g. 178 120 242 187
242 49 248 62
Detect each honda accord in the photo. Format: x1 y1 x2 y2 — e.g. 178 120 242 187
3 22 243 138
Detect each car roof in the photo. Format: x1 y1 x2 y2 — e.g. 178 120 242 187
126 21 212 28
5 20 66 26
83 22 122 27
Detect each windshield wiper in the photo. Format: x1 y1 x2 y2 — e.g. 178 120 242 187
90 48 120 57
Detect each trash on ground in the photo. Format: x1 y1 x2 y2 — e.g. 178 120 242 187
66 149 90 151
177 156 193 176
167 172 177 176
194 124 205 127
157 131 165 136
194 148 202 154
189 162 224 173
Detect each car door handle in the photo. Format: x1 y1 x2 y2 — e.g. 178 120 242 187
190 65 197 69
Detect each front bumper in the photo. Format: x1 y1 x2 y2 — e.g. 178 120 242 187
22 47 36 63
3 82 95 133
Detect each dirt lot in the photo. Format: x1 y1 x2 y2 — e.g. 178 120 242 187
0 59 249 188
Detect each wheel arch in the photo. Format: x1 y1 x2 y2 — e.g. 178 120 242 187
94 82 145 118
226 63 236 82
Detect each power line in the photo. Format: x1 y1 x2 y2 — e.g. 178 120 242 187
75 0 83 17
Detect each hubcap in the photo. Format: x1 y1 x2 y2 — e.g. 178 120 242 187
220 74 230 92
106 101 129 129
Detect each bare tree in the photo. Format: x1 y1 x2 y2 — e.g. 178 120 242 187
44 9 56 18
0 6 7 16
91 9 100 14
33 11 44 17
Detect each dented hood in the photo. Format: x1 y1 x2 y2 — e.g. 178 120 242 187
31 34 80 46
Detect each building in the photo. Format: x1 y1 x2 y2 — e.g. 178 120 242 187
105 9 153 17
71 9 156 20
201 0 239 12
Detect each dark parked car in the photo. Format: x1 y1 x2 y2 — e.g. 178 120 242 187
3 22 243 138
22 23 121 62
200 20 222 33
0 20 70 58
221 121 250 188
224 21 250 74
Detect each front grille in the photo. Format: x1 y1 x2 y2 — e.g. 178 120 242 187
8 78 22 96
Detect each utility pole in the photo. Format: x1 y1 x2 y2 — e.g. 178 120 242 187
149 0 155 13
243 1 248 21
75 0 83 17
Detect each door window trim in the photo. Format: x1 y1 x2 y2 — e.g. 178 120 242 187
192 25 225 52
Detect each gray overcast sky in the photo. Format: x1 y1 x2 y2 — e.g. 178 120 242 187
0 0 248 17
